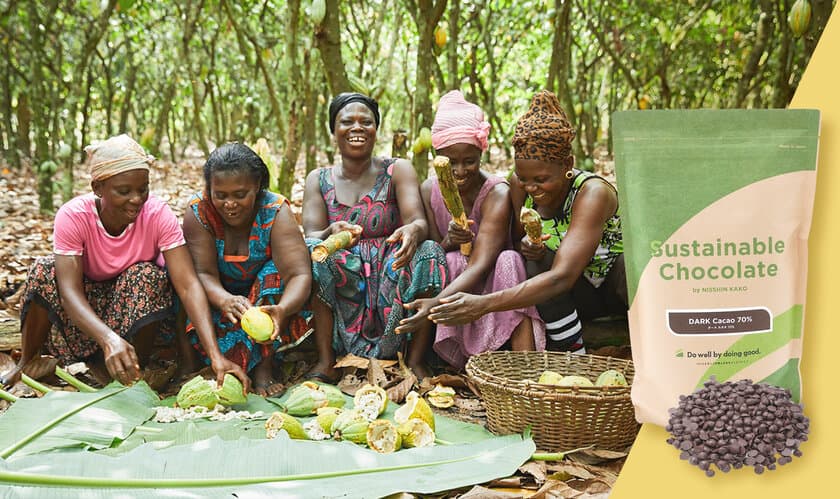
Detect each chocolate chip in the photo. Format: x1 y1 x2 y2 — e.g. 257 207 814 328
666 378 809 477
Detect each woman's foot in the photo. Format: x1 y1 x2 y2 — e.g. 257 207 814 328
0 364 22 389
303 360 341 385
407 361 432 381
253 357 285 397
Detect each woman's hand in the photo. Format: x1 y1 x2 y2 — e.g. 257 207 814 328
329 221 363 246
210 356 252 394
429 292 490 325
102 334 141 385
519 234 551 261
445 219 475 247
387 222 422 269
395 297 438 335
222 294 251 324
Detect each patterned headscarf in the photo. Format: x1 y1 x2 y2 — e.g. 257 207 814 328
512 90 576 165
328 92 381 133
85 134 154 182
431 90 491 151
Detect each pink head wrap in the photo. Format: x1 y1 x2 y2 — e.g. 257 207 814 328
431 90 491 152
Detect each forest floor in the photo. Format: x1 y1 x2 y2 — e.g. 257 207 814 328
0 148 631 498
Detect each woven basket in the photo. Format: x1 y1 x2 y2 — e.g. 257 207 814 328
466 350 640 451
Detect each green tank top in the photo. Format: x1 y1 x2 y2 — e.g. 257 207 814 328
524 170 623 287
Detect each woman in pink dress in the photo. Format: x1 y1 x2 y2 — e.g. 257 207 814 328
0 135 249 391
397 91 545 369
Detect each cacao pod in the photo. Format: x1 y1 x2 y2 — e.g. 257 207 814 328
309 0 326 25
265 412 308 440
330 408 370 444
557 375 594 387
394 391 435 431
434 26 447 48
397 418 435 448
216 373 248 406
283 381 346 416
176 376 219 409
316 406 343 433
595 369 629 387
418 127 433 149
366 419 402 453
788 0 812 38
241 307 274 342
537 370 563 385
353 384 389 421
426 384 455 409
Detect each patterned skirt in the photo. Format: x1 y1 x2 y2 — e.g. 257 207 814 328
186 260 313 373
309 238 447 360
21 256 175 365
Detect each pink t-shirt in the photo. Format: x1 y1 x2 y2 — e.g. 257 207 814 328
53 193 185 281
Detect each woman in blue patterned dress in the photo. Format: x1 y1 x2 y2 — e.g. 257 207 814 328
181 143 313 396
302 93 447 381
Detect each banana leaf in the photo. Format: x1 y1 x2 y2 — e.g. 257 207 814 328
0 433 535 498
0 382 158 458
0 381 532 496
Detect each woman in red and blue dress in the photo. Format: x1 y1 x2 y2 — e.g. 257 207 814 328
182 143 313 396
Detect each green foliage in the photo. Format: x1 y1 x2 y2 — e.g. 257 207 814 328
1 0 828 199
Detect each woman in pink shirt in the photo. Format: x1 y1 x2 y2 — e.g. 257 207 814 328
0 135 249 392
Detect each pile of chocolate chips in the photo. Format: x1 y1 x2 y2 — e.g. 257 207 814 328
666 378 809 477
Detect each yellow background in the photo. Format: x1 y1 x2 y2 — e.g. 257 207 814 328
611 8 840 498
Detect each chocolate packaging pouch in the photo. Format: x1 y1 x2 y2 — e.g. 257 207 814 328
612 109 820 426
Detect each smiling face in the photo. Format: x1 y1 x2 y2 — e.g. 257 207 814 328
514 158 570 209
92 169 150 233
209 170 261 229
436 142 483 192
334 102 377 160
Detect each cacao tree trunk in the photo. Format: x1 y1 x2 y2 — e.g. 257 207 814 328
407 0 447 180
27 1 53 213
446 1 460 90
279 0 303 198
734 0 774 107
303 49 319 175
16 93 31 161
1 42 19 168
315 0 352 97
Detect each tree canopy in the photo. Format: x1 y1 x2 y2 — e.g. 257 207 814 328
0 0 833 211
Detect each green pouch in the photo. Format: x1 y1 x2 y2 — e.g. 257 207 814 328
613 109 820 426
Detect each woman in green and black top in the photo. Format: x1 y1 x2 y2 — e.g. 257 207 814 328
429 90 627 353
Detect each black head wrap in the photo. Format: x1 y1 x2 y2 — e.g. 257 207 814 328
328 92 381 133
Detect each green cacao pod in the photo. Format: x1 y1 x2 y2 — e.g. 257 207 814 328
595 369 629 387
216 374 248 406
283 381 346 416
418 127 433 149
330 408 370 444
176 376 219 409
265 412 308 440
316 406 343 433
309 0 326 25
788 0 812 38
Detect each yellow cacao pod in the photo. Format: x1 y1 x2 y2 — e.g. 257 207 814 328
788 0 812 38
434 26 447 47
241 307 274 342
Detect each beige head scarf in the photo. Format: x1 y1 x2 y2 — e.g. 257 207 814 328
85 134 154 182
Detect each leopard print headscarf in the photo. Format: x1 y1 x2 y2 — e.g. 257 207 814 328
513 90 576 166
